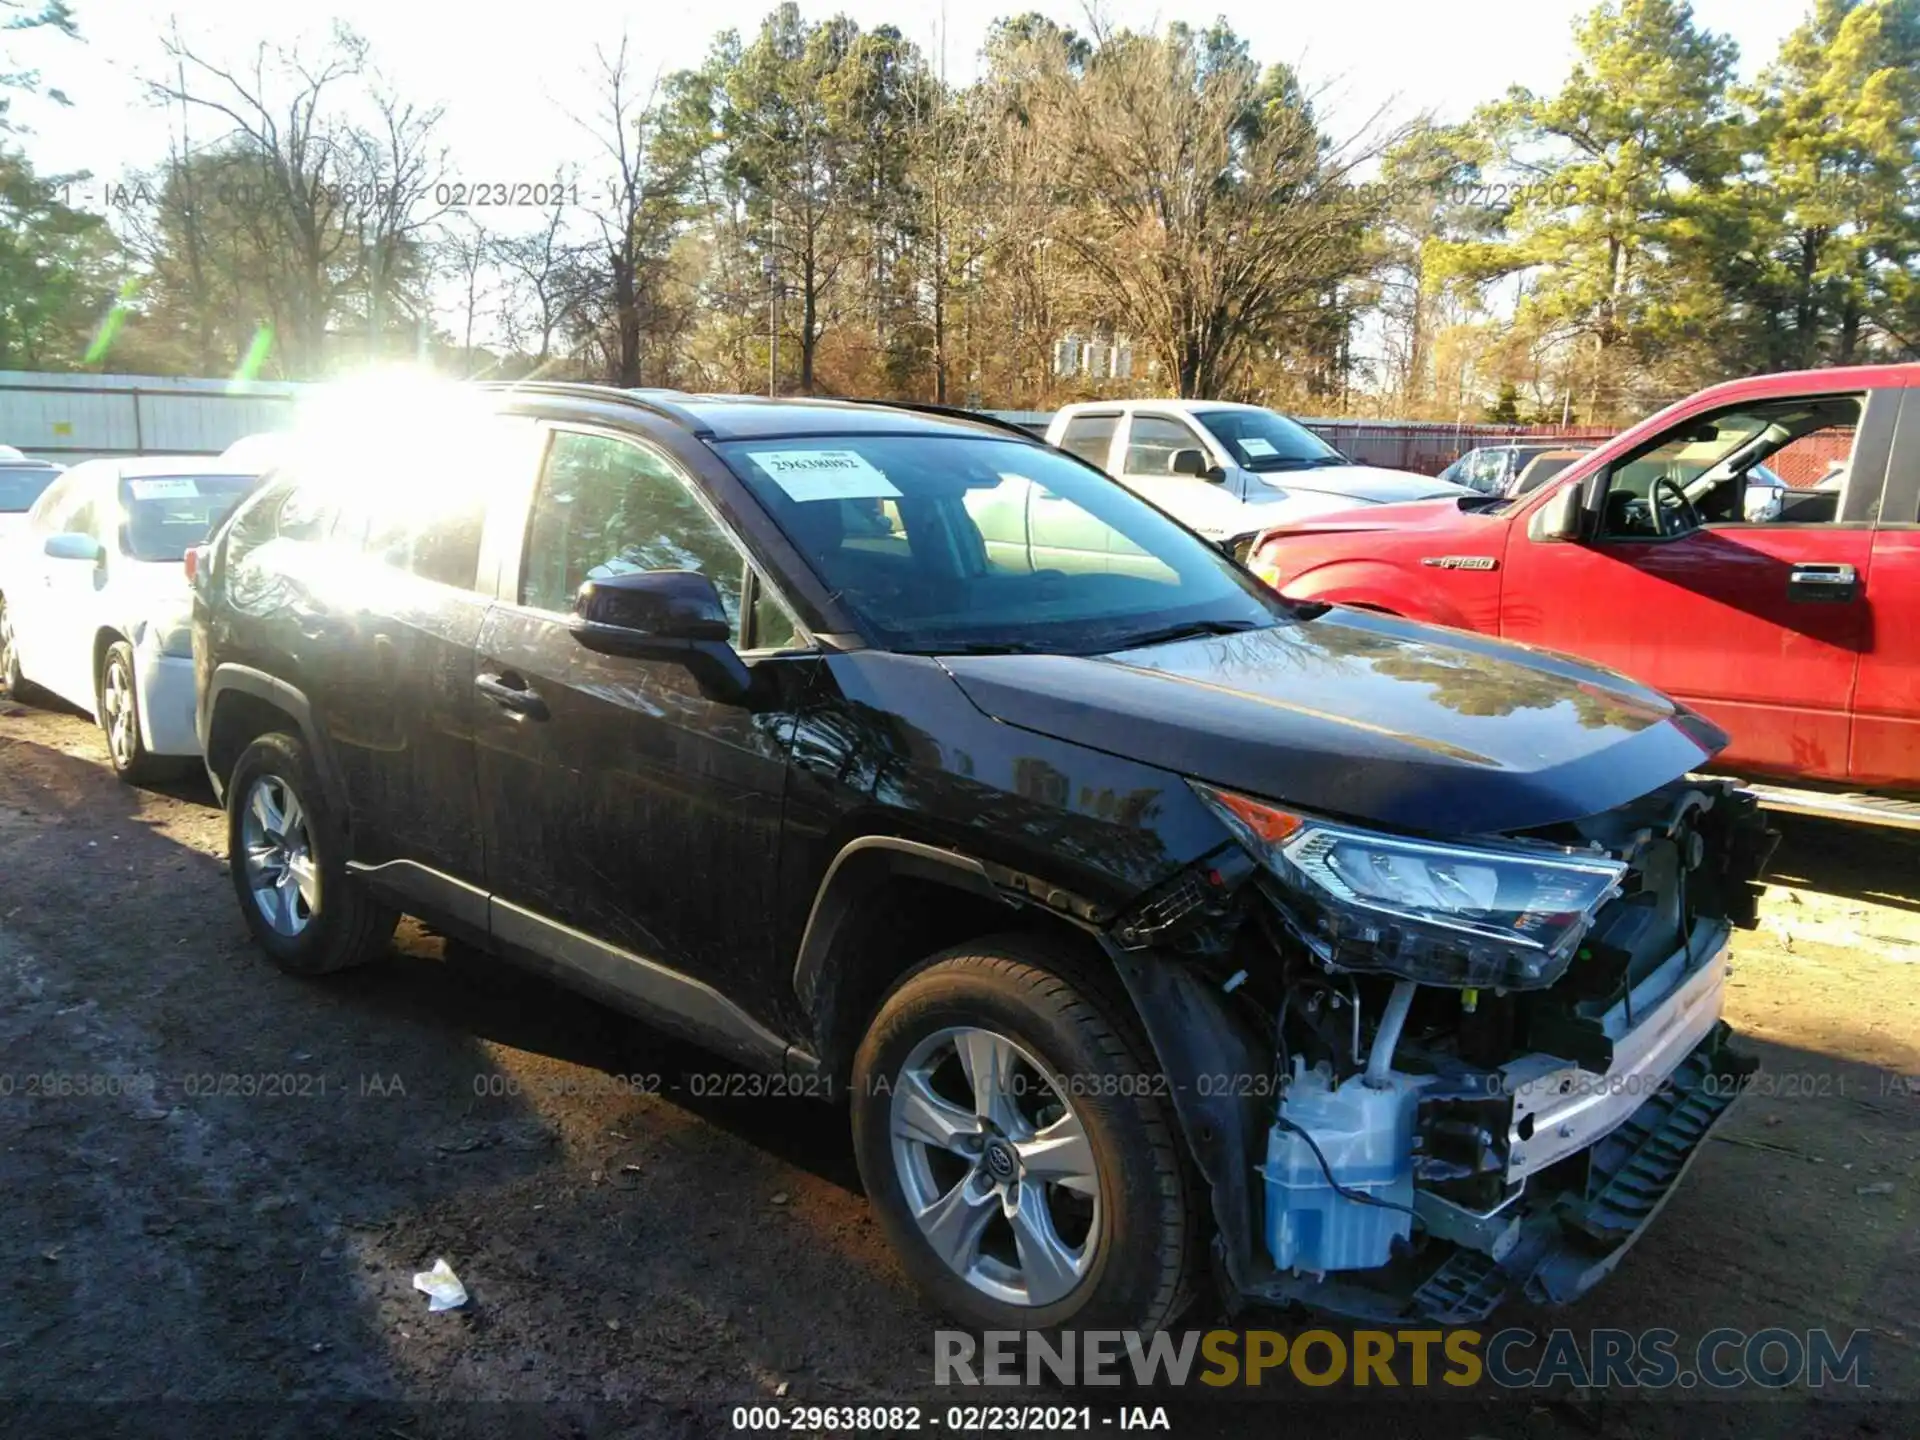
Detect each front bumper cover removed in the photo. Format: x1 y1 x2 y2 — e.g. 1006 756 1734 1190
1413 1022 1755 1323
1239 1020 1755 1324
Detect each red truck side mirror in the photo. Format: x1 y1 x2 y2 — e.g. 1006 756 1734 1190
1529 482 1586 543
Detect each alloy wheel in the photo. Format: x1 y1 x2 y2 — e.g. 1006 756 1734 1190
239 774 319 937
0 602 18 694
889 1025 1102 1308
101 655 136 769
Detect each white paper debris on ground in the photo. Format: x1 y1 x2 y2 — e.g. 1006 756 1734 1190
412 1258 469 1311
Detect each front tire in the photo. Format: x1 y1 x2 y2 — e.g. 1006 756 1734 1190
851 934 1200 1334
1 595 29 700
226 732 396 975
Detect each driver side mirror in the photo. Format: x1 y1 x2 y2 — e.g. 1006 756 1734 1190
44 531 105 564
1529 482 1586 543
1169 448 1224 482
569 569 753 705
1743 480 1784 523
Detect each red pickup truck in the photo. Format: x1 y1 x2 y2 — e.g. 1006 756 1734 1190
1248 363 1920 827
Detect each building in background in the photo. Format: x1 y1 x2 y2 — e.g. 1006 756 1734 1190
0 373 309 463
1052 332 1136 384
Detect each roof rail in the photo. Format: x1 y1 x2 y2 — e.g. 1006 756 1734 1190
474 380 712 436
823 397 1050 440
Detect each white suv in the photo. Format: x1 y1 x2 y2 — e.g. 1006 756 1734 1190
1046 400 1470 550
0 457 262 782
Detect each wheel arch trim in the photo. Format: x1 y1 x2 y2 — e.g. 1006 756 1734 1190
791 836 1011 1019
792 834 1117 1083
202 664 346 812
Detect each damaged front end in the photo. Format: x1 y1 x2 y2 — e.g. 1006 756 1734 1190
1108 776 1778 1324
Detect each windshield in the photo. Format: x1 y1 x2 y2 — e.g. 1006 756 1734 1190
1191 409 1344 471
0 467 60 513
715 434 1292 654
117 474 261 561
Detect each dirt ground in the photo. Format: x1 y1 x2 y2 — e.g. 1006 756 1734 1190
0 699 1914 1440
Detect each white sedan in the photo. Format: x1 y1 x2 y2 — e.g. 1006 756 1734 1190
0 456 263 782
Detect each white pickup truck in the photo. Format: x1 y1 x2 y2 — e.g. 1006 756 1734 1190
1045 399 1470 552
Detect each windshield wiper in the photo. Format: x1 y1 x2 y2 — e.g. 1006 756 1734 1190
924 640 1054 656
1103 618 1268 652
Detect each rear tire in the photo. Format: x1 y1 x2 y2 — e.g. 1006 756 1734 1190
851 933 1200 1335
226 731 395 975
99 640 172 786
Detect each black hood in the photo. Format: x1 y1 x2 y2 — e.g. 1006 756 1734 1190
938 611 1727 836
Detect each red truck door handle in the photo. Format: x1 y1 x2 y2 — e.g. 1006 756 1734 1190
1787 563 1858 603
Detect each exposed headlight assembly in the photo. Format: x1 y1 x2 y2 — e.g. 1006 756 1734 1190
1191 782 1627 990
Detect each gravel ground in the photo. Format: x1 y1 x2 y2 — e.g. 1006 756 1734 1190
0 699 1914 1439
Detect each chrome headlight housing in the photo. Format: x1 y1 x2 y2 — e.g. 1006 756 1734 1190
1191 782 1627 990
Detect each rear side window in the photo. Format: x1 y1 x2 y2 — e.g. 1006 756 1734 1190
220 480 290 568
360 496 488 590
520 430 797 650
276 482 336 542
1057 414 1118 469
330 414 537 592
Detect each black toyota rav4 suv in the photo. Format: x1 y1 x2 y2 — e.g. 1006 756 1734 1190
192 384 1774 1334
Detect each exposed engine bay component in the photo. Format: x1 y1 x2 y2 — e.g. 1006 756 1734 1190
1264 1060 1420 1274
1140 773 1776 1319
1111 843 1258 952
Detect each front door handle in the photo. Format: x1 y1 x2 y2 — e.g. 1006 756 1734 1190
475 672 549 720
1787 563 1858 603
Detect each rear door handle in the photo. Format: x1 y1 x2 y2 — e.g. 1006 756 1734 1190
1787 563 1858 603
475 672 549 720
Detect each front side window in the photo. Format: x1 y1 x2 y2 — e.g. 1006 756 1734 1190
66 498 100 541
521 430 797 650
29 473 87 533
1599 395 1863 538
1122 415 1209 478
116 475 261 562
715 433 1289 653
1192 408 1344 472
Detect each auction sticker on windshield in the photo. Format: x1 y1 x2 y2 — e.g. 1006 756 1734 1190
1240 438 1277 457
751 449 901 503
127 478 201 500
